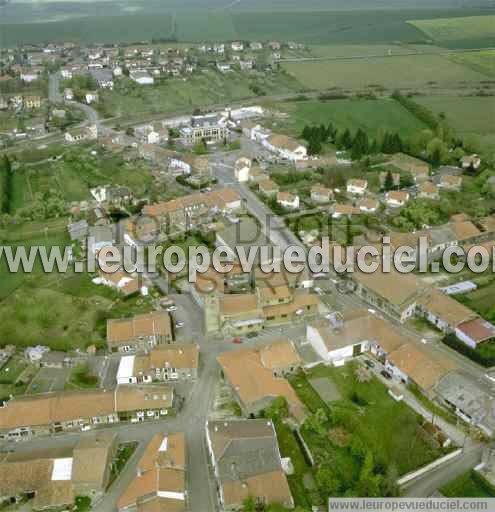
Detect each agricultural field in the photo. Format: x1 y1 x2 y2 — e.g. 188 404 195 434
448 50 495 78
415 95 495 135
99 71 303 120
282 53 489 90
409 15 495 48
271 98 426 138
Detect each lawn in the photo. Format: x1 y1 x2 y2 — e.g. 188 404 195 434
275 98 426 138
65 363 99 390
282 53 489 90
409 15 495 48
290 363 449 498
441 470 495 498
0 355 28 385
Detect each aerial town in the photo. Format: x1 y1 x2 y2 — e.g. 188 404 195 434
1 0 495 511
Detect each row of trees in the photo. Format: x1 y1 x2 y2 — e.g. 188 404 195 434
301 122 405 161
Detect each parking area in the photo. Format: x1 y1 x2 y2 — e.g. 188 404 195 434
26 367 70 394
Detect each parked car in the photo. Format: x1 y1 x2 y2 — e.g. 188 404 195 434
232 337 242 344
364 359 375 369
381 370 392 380
175 321 185 328
246 332 258 339
166 305 177 312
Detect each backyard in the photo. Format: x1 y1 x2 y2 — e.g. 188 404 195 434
287 363 451 501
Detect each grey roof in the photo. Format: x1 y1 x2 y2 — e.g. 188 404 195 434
191 113 220 128
437 166 463 176
67 220 89 241
207 420 282 482
436 372 495 435
429 226 457 247
88 225 113 243
89 68 113 83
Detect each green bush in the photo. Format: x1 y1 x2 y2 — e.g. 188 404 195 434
442 333 495 367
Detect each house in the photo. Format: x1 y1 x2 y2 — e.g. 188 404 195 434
216 62 232 73
219 293 264 336
461 154 481 170
439 174 463 191
418 181 439 200
0 433 117 509
234 156 251 183
358 198 379 213
217 340 304 419
352 268 423 322
20 70 39 83
206 420 294 512
65 125 98 143
39 351 70 369
332 204 360 218
262 134 307 161
277 191 299 210
307 310 406 365
385 190 409 208
89 68 114 89
0 386 174 441
85 92 99 104
436 372 495 436
106 311 173 353
311 185 333 204
417 289 477 333
24 95 41 109
386 343 454 395
346 179 368 196
67 220 89 242
71 433 118 499
95 271 146 297
231 41 244 52
258 179 279 197
129 70 154 85
455 318 495 349
118 433 187 512
116 343 199 384
250 42 263 51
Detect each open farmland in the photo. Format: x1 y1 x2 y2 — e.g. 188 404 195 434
409 15 495 49
448 50 495 78
269 98 426 138
282 53 490 90
415 96 495 135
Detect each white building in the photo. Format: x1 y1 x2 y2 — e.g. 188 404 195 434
234 157 251 183
346 179 368 196
130 70 154 85
277 192 300 210
385 191 409 208
262 134 307 162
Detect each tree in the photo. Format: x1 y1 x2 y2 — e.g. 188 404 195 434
357 451 382 497
263 397 289 422
383 170 394 192
315 466 341 497
305 408 328 436
351 129 370 160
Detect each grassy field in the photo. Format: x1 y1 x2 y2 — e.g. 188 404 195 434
415 95 495 135
448 50 495 78
290 364 448 496
282 53 489 90
100 71 303 119
441 470 495 498
273 98 426 138
409 15 495 48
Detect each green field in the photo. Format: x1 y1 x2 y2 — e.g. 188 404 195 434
448 50 495 78
2 6 495 46
441 470 495 498
100 71 303 119
282 53 489 90
273 98 426 138
409 15 495 48
415 95 495 135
